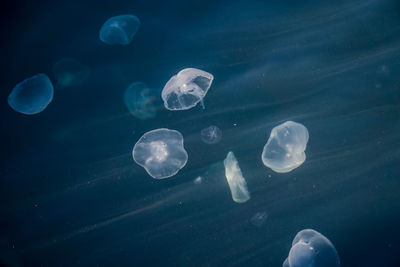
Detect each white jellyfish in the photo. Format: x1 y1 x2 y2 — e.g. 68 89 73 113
52 57 90 87
99 14 140 45
223 151 250 203
201 125 222 144
250 211 268 227
262 121 309 173
132 128 188 179
161 68 214 110
8 74 54 115
283 229 340 267
124 82 160 120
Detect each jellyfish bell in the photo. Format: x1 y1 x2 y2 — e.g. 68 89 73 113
132 128 188 179
284 229 340 267
262 121 309 173
124 82 160 120
8 73 54 115
52 57 90 87
162 68 214 110
99 14 140 45
201 125 222 144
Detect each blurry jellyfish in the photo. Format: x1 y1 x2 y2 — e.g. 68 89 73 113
8 73 54 115
283 229 340 267
250 211 268 227
124 82 160 120
201 125 222 144
262 121 309 173
162 68 214 110
193 176 203 184
223 151 250 203
132 128 188 179
99 14 140 45
52 57 90 87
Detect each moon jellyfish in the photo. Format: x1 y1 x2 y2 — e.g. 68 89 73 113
124 82 160 120
161 68 214 110
193 176 203 184
201 125 222 144
8 73 54 115
52 57 90 87
262 121 309 173
283 229 340 267
99 14 140 45
250 211 268 227
223 151 250 203
132 128 188 179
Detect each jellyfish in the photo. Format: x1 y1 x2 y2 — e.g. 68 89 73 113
52 57 90 87
261 121 309 173
223 151 250 203
99 14 140 45
124 82 160 120
132 128 188 179
283 229 340 267
193 176 203 184
250 211 268 227
161 68 214 110
8 73 54 115
201 125 222 144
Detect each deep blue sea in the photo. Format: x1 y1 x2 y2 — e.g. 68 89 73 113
1 0 400 266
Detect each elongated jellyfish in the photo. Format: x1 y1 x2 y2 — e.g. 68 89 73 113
223 151 250 203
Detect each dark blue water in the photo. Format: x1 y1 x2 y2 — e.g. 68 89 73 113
1 0 400 266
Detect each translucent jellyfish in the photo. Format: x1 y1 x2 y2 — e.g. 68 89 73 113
283 229 340 267
250 211 268 227
52 57 90 87
193 176 203 184
262 121 309 173
8 73 54 115
99 14 140 45
223 151 250 203
132 128 188 179
201 125 222 144
161 68 214 110
124 82 160 120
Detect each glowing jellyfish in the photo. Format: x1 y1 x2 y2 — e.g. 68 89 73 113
161 68 214 110
201 125 222 144
223 151 250 203
250 211 268 227
124 82 160 120
52 57 90 87
193 176 203 184
8 74 54 115
283 229 340 267
132 128 188 179
99 14 140 45
262 121 309 173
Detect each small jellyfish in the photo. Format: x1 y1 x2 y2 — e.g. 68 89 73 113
162 68 214 110
193 176 203 184
132 128 188 179
124 82 160 120
8 74 54 115
223 151 250 203
283 229 340 267
52 57 90 87
201 125 222 144
250 211 268 227
99 14 140 45
262 121 309 173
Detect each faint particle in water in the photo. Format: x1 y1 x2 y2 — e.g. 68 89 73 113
99 14 140 45
161 68 213 110
262 121 309 173
193 176 203 184
250 211 268 227
8 73 54 115
124 82 159 120
223 151 250 203
283 229 340 267
201 125 222 144
132 128 188 179
52 57 90 87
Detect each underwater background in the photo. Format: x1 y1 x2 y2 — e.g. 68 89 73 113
1 0 400 266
